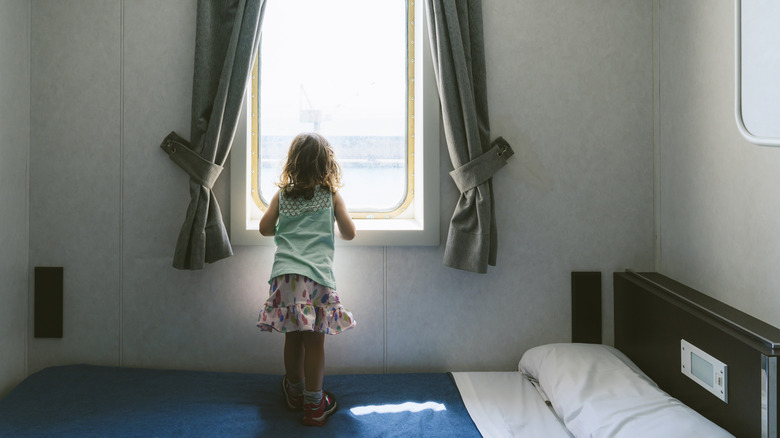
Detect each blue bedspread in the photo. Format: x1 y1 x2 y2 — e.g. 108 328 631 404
0 365 481 437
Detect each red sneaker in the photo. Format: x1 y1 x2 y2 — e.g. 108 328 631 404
282 377 303 411
302 391 338 426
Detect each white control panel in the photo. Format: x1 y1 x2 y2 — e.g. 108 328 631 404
681 339 728 402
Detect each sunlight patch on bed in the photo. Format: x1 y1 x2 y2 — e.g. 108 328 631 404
350 401 447 416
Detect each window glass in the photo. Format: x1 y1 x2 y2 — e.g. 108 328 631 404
253 0 411 215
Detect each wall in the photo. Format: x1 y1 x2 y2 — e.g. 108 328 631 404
657 0 780 328
29 0 122 371
27 0 654 376
0 0 29 397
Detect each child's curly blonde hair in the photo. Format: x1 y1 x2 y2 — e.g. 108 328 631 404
278 132 343 200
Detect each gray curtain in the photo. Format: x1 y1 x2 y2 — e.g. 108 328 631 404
425 0 514 273
160 0 265 270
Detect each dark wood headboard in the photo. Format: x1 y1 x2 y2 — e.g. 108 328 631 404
614 271 780 438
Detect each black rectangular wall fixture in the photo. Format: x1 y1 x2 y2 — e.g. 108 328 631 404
34 266 63 338
571 271 602 344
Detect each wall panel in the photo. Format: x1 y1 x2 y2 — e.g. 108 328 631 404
28 0 122 373
658 0 780 328
0 0 30 396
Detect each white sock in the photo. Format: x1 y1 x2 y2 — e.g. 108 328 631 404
288 378 305 397
303 389 322 406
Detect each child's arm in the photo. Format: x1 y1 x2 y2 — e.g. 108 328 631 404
259 191 280 236
333 191 356 240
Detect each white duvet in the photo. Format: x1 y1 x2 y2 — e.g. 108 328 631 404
519 344 734 438
451 371 573 438
453 344 734 438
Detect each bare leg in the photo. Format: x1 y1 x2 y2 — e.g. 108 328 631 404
284 332 305 384
302 332 325 392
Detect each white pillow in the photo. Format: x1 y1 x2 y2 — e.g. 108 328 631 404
519 343 734 438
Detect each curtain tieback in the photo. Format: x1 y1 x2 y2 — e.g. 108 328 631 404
449 137 514 193
159 131 224 190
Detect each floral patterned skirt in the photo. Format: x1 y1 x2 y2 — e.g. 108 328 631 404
257 274 356 334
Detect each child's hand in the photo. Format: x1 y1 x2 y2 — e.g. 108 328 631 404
259 191 280 236
333 192 355 240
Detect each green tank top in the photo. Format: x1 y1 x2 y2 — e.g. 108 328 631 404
269 186 337 289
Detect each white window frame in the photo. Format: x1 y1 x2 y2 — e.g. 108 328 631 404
230 0 439 246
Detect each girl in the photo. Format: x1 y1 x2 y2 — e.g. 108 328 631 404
257 132 356 427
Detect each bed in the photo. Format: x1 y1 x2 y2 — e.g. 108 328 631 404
0 271 775 437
